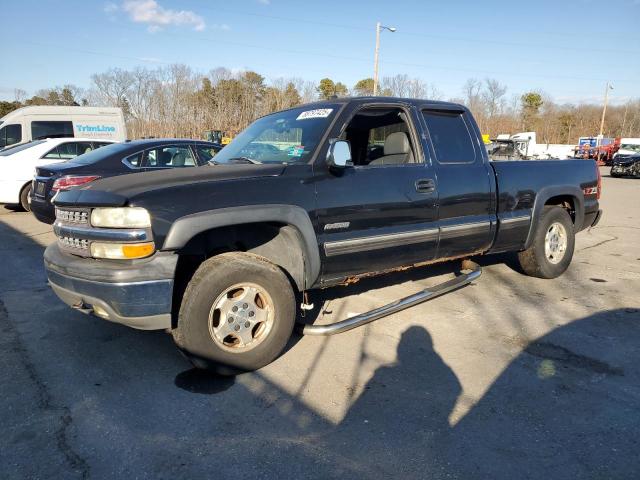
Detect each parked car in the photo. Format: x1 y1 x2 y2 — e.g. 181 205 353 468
610 154 640 178
43 97 602 373
0 138 115 211
612 139 640 160
30 138 222 224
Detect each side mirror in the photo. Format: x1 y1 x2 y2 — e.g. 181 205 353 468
327 140 352 169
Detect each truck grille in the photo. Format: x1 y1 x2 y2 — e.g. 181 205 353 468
58 236 90 252
53 207 152 258
56 208 89 225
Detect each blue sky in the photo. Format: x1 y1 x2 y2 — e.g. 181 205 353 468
1 0 638 104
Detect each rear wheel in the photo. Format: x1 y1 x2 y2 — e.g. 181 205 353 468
19 183 32 212
172 252 296 373
517 206 575 279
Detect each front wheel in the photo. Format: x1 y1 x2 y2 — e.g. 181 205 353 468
172 252 296 373
517 206 575 279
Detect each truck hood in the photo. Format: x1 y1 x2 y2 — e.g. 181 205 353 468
53 163 286 207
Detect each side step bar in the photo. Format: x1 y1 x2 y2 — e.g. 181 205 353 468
297 260 481 336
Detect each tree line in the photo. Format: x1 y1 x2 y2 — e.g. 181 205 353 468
2 65 639 144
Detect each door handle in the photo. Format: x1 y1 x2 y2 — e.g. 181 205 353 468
415 178 435 193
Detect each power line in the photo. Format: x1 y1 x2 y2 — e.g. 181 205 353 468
101 24 638 84
198 4 640 55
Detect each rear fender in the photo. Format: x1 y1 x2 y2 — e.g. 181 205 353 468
524 185 584 249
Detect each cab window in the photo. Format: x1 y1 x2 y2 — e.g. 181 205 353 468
340 107 419 166
0 124 22 148
422 110 476 164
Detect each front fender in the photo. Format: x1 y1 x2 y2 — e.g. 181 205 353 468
162 204 320 289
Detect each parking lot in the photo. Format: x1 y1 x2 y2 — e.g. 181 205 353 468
1 168 638 479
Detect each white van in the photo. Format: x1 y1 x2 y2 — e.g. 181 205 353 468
0 137 115 210
0 106 127 150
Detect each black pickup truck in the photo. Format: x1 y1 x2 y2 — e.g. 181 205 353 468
44 97 602 372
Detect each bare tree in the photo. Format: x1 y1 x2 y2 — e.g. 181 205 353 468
13 89 27 103
74 65 639 143
381 74 411 97
482 78 507 118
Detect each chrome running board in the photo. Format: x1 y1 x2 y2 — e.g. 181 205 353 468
297 260 481 336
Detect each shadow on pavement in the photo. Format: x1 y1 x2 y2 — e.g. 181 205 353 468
312 308 640 478
2 213 639 479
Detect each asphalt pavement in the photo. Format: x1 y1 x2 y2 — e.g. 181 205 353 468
1 168 639 479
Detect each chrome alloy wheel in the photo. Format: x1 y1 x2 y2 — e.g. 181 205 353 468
544 222 568 264
208 283 275 353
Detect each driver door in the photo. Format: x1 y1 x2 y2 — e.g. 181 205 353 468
314 104 439 285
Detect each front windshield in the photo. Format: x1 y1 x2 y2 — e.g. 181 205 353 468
211 104 341 165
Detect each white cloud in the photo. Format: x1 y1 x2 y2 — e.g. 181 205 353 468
122 0 206 32
258 0 271 4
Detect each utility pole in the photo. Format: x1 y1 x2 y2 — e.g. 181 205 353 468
372 22 396 96
598 81 613 138
373 22 381 96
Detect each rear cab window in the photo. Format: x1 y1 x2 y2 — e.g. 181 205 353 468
422 110 476 164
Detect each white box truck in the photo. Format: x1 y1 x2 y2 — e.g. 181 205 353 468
0 106 127 149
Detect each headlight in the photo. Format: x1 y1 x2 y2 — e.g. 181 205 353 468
90 242 155 259
91 207 151 228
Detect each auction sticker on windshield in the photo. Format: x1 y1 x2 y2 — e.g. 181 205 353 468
287 145 305 157
296 109 333 120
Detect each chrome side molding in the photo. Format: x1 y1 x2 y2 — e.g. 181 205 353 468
324 228 439 257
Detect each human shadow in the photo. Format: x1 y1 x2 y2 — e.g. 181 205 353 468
317 308 640 479
326 326 462 476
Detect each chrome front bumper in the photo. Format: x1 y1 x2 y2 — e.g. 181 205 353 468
44 243 177 330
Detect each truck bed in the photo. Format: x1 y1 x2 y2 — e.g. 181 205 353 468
489 159 600 253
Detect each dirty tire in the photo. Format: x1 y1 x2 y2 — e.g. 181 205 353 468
19 183 32 212
172 252 296 373
518 206 575 279
609 168 620 178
